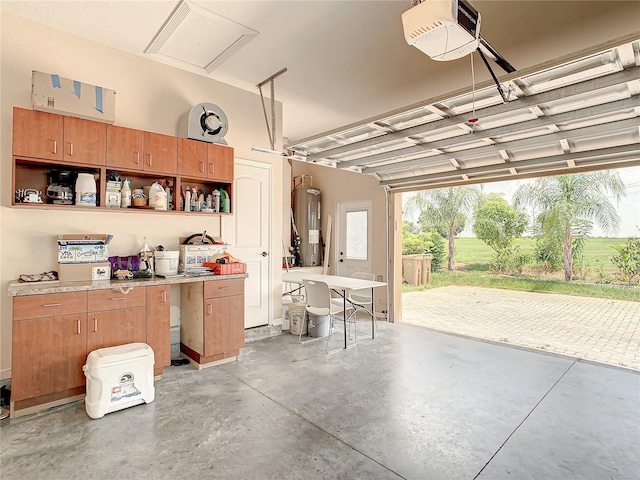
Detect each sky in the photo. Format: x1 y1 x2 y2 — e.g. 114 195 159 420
404 165 640 238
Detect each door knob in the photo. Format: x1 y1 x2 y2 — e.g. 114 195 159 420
261 251 268 257
339 259 344 262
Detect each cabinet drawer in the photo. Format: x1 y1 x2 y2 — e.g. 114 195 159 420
13 292 86 321
204 279 244 299
88 287 146 311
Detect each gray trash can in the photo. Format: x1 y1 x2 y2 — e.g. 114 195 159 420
307 313 331 337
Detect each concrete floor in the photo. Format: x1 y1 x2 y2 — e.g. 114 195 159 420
1 321 639 479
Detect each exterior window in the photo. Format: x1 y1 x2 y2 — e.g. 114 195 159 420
346 210 368 260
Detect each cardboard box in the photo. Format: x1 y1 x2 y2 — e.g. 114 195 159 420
58 262 111 282
179 244 226 271
106 182 121 208
32 70 116 124
57 234 112 264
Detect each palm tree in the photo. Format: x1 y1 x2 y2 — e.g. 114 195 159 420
404 186 481 271
513 171 625 281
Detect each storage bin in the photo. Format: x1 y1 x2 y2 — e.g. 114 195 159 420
83 342 155 419
154 251 179 276
308 313 330 337
287 303 307 335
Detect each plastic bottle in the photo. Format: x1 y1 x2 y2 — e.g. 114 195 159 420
205 193 212 210
220 188 230 213
184 188 191 212
148 182 164 208
165 186 172 210
121 179 131 208
198 191 205 211
191 187 198 211
154 189 167 210
212 189 220 212
75 173 96 206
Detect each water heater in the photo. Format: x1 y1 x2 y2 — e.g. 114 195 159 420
293 188 321 266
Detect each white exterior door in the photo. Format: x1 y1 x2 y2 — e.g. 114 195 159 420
336 199 372 277
222 159 271 328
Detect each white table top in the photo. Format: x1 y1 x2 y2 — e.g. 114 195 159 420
282 271 386 290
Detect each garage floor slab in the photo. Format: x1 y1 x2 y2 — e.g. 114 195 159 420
1 321 638 479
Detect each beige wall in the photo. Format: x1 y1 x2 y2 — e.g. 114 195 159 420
290 162 390 314
0 12 284 379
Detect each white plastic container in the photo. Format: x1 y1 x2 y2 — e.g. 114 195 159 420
148 182 164 208
121 179 131 208
154 250 179 276
75 173 96 206
83 343 155 419
153 189 167 210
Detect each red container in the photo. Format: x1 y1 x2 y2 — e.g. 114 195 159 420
204 262 247 275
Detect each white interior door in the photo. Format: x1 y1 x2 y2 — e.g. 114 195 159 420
222 159 271 328
336 199 372 277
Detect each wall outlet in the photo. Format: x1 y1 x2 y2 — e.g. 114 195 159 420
376 275 383 281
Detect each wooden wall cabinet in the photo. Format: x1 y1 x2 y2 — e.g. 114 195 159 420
63 116 106 166
12 108 63 161
107 125 177 175
12 107 232 213
207 143 234 182
12 108 106 165
178 137 208 179
180 278 245 367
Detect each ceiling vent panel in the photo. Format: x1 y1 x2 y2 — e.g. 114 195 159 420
144 0 258 74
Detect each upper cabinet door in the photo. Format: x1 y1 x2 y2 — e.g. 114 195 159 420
144 132 177 174
12 107 63 161
107 125 144 171
207 144 234 182
178 138 208 179
63 116 106 166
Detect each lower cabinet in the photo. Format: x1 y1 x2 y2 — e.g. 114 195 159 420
146 285 171 376
10 278 242 417
180 278 245 367
87 288 147 352
11 285 170 416
11 313 87 406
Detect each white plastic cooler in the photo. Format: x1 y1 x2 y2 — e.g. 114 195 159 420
83 343 155 419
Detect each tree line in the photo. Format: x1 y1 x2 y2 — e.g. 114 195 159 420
403 171 639 284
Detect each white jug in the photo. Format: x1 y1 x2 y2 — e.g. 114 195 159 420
75 173 96 206
148 182 164 208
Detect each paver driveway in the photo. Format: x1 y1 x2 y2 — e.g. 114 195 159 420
402 286 640 370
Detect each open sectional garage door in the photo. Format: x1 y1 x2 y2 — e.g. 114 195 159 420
285 35 640 192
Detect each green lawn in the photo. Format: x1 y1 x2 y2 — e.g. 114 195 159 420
454 237 627 268
404 237 639 302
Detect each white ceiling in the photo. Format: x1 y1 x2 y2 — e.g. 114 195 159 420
2 0 640 145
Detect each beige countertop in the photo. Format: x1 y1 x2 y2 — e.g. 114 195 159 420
8 273 247 297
